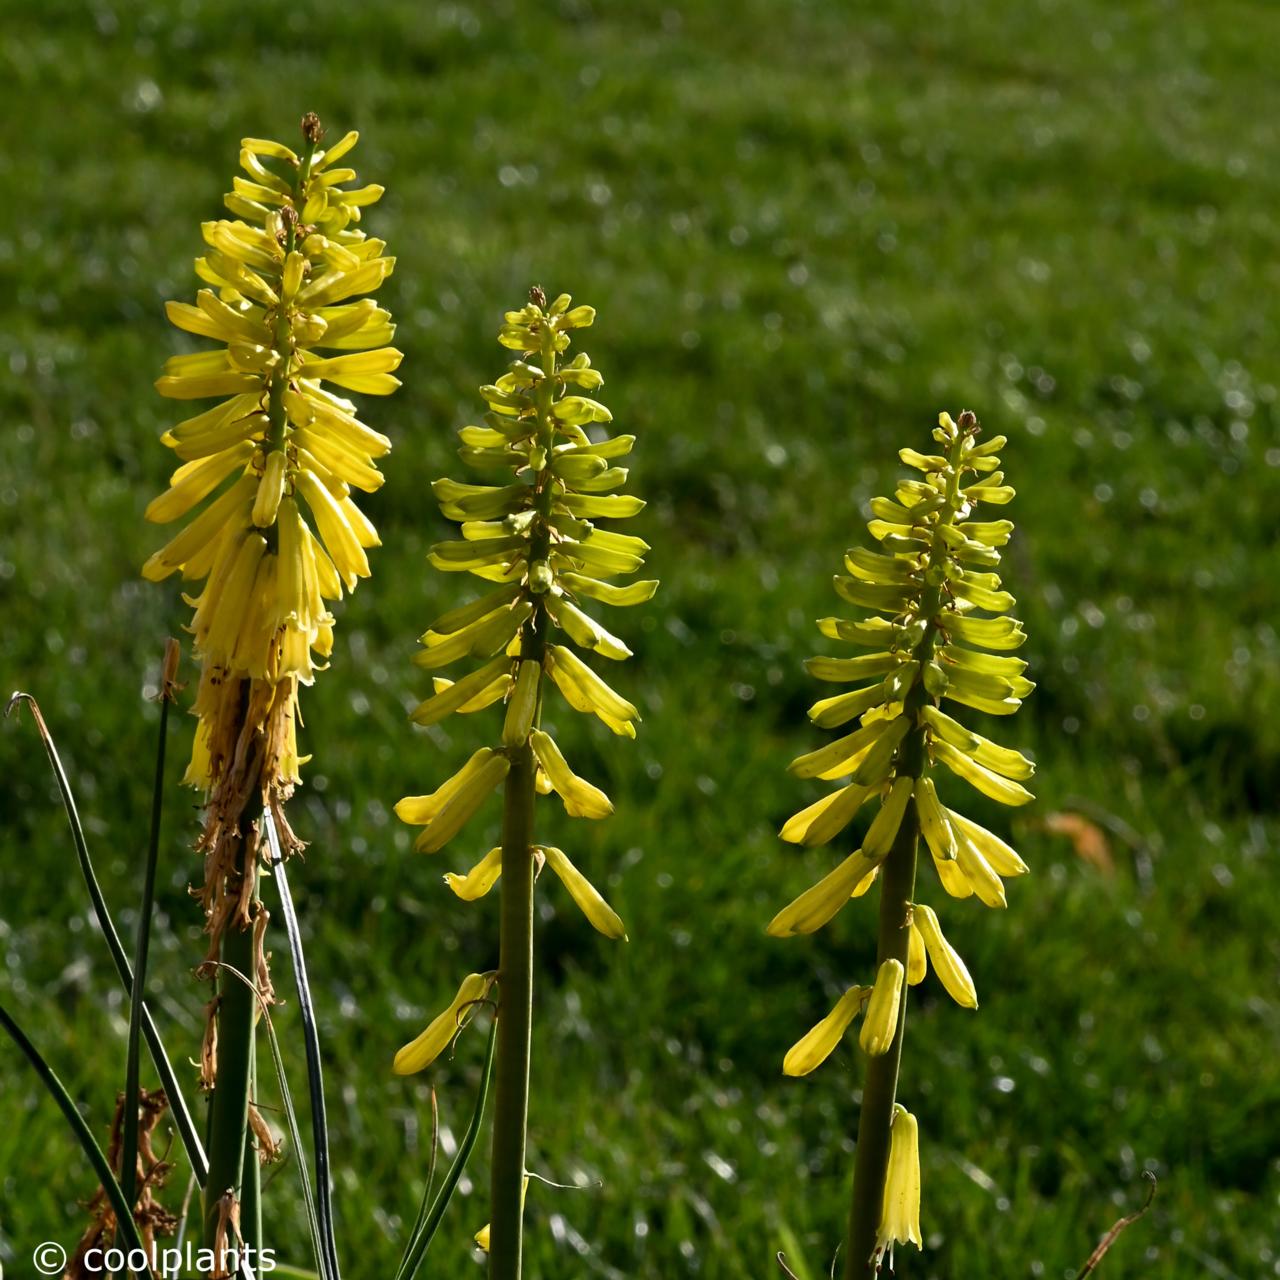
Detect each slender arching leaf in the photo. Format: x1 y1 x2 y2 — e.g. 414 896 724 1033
4 692 209 1185
396 1014 497 1280
0 1001 153 1272
264 811 341 1280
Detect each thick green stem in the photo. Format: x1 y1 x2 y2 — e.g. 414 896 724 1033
844 782 920 1276
488 742 537 1280
203 883 258 1256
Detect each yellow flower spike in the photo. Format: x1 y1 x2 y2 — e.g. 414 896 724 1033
875 1105 923 1267
911 903 978 1008
399 294 653 1267
540 846 627 940
393 972 496 1075
771 410 1036 1266
444 848 503 901
152 125 398 1221
144 112 399 892
859 959 905 1057
783 985 869 1077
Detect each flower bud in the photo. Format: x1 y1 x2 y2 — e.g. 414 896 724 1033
859 959 905 1057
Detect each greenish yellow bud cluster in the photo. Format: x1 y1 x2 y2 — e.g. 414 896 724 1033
770 409 1035 1265
394 293 654 1059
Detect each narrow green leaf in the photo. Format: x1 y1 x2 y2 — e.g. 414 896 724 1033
0 1002 153 1271
4 692 208 1185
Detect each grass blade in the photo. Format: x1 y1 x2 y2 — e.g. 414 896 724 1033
211 959 330 1280
264 810 341 1280
396 1014 497 1280
0 1000 153 1272
5 690 209 1185
122 640 180 1212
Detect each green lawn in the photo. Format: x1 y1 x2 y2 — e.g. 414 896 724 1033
2 1 1278 1276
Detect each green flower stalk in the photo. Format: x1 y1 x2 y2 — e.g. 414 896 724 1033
394 289 654 1279
768 410 1034 1276
142 112 399 1252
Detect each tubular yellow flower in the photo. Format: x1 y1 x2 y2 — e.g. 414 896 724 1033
862 777 914 859
875 1105 922 1267
859 959 905 1058
906 918 927 986
393 972 496 1075
540 845 627 939
443 847 504 901
911 902 978 1009
766 849 885 938
783 985 869 1077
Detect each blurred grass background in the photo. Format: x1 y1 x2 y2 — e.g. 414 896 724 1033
2 1 1279 1276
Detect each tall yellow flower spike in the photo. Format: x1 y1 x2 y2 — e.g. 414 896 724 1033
395 289 654 1279
144 113 399 976
395 287 653 913
770 410 1034 1276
